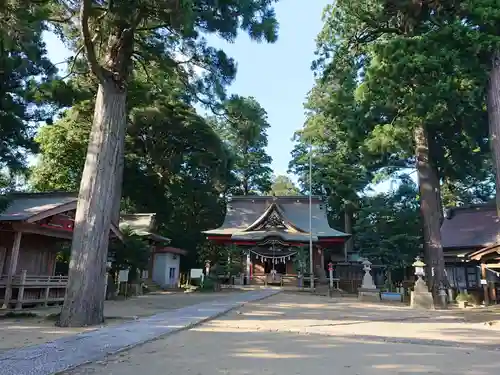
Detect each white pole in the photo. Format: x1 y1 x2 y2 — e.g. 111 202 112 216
329 266 334 289
309 143 314 292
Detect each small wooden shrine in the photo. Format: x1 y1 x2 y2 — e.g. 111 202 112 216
204 195 350 285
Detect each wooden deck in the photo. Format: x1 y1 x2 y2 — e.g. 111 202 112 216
0 271 68 309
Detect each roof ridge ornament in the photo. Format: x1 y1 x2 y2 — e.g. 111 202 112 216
244 202 304 233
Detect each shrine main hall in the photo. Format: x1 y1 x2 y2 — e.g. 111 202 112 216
204 195 350 285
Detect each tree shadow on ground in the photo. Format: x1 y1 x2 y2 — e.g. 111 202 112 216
63 326 500 375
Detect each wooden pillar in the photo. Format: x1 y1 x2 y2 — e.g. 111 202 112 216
344 203 353 262
15 270 27 310
318 247 326 282
481 262 490 306
2 231 22 309
0 246 6 275
320 247 325 271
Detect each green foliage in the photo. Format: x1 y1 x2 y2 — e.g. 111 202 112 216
267 175 300 196
30 107 91 192
354 178 422 269
292 246 309 275
456 291 474 304
0 1 62 170
198 241 243 276
108 227 150 273
0 171 16 211
311 0 491 187
290 0 496 291
47 1 279 106
210 95 273 195
29 69 236 270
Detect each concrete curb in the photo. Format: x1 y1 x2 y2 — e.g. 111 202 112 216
0 289 280 375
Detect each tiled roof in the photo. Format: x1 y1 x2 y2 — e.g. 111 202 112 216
120 213 156 234
0 192 77 221
441 203 500 250
204 195 350 241
120 213 170 243
154 246 187 255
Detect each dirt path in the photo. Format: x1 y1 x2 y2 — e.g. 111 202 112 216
0 291 242 352
62 293 500 375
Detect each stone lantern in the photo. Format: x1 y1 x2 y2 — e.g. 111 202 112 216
413 256 426 285
361 259 376 289
358 258 381 302
410 256 434 309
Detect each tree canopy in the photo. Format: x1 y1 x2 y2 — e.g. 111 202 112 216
290 0 495 302
267 175 300 196
209 95 274 195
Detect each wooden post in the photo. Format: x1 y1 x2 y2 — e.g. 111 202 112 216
481 262 490 306
15 270 27 310
0 246 6 276
44 284 51 307
2 231 22 309
319 247 326 282
344 203 353 262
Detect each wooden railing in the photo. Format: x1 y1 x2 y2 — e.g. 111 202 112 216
0 270 68 309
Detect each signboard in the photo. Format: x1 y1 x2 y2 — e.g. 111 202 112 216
190 268 203 279
480 279 487 285
118 269 129 283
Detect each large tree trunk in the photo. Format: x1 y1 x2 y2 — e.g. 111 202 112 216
414 124 446 308
58 80 127 327
488 50 500 218
112 148 124 224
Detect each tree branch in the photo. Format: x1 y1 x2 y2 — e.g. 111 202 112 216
80 0 104 82
61 44 85 79
132 53 155 86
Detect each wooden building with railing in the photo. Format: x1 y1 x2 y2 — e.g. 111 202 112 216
0 192 122 309
441 202 500 303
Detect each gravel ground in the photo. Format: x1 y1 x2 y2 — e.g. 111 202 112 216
62 293 500 375
0 291 244 352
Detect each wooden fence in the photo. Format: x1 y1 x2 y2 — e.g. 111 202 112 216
0 270 68 309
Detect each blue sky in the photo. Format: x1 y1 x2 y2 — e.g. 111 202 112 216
42 1 403 193
196 0 332 177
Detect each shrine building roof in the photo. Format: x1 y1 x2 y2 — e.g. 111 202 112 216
441 202 499 251
203 195 350 243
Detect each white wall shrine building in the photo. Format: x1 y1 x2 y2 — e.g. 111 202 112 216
203 195 350 285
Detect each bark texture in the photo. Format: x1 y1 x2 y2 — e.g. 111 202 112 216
58 82 127 327
488 50 500 218
112 145 124 225
414 124 446 308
